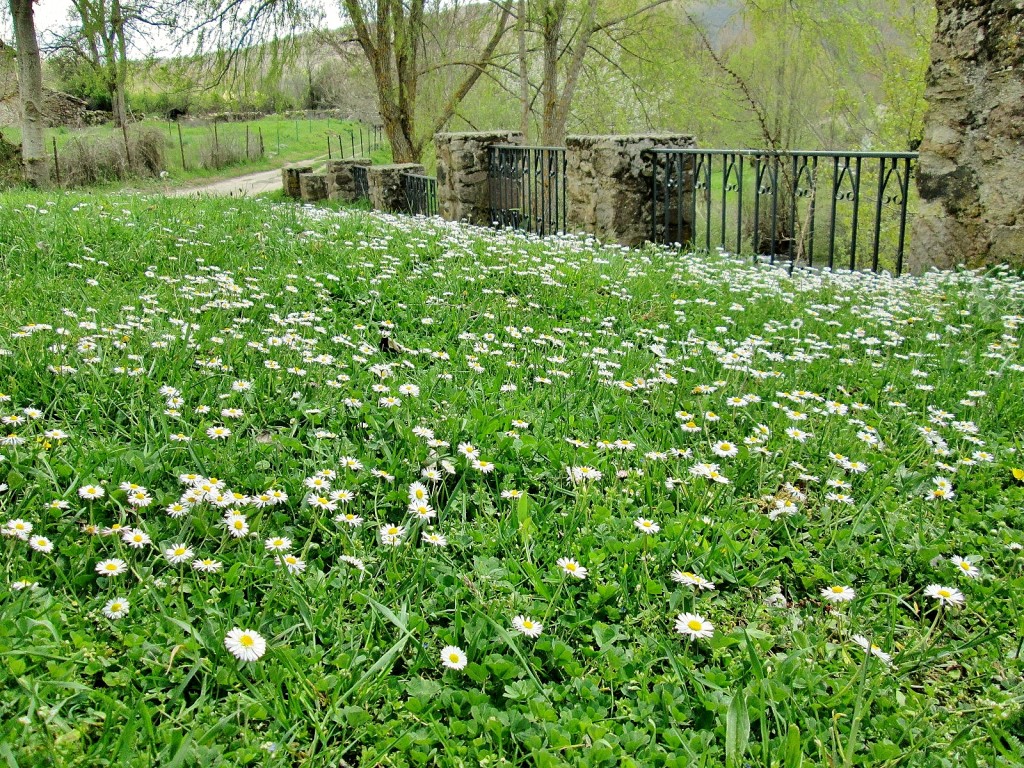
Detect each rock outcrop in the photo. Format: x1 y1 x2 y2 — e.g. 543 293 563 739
910 0 1024 271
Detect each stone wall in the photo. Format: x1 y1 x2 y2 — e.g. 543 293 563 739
326 158 371 202
367 163 425 213
282 164 313 199
910 0 1024 271
435 131 524 225
0 75 109 129
565 134 696 248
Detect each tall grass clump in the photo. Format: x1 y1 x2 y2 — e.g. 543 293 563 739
196 130 264 170
57 125 166 186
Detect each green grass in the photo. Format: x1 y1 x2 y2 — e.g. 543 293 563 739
0 191 1023 766
0 116 391 190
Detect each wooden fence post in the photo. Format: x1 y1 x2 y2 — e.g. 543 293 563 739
177 122 186 170
52 138 61 186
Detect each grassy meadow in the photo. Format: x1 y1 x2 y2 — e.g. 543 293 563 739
0 192 1022 766
0 116 390 189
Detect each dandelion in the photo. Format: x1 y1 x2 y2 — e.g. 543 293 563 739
925 584 965 607
511 615 542 638
102 597 131 620
557 557 588 579
224 628 267 662
821 585 856 603
440 645 468 671
674 612 715 640
96 558 128 577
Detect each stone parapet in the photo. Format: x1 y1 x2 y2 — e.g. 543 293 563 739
565 134 696 248
326 158 372 202
909 0 1024 272
282 164 313 199
367 163 426 213
435 131 524 225
299 172 329 202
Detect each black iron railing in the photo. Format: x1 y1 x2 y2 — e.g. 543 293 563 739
352 164 370 200
403 173 438 217
488 145 567 236
649 149 917 275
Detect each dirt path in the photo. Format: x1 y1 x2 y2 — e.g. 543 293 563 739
167 156 326 198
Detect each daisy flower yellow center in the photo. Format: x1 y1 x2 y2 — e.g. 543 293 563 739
938 589 952 598
448 653 460 662
831 586 845 593
687 620 703 632
387 527 399 535
565 563 577 572
240 635 254 647
174 547 186 556
105 564 118 571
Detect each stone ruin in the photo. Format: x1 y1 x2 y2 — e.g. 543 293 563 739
1 44 110 129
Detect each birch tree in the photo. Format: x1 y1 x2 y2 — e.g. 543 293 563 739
8 0 46 185
337 0 513 162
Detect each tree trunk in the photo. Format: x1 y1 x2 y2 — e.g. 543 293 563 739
539 0 564 145
378 90 418 162
518 0 530 139
9 0 48 186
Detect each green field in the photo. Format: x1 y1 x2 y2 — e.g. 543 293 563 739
0 115 391 189
0 192 1022 766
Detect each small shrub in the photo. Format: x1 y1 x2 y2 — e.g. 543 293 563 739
195 130 263 170
56 124 166 186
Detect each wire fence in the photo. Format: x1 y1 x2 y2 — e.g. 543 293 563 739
42 117 386 188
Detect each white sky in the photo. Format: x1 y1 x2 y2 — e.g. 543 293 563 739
24 0 343 56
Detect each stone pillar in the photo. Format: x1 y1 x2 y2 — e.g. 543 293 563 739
299 172 329 202
565 134 696 248
434 131 524 225
282 164 313 199
909 0 1024 272
326 158 371 203
366 163 425 213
